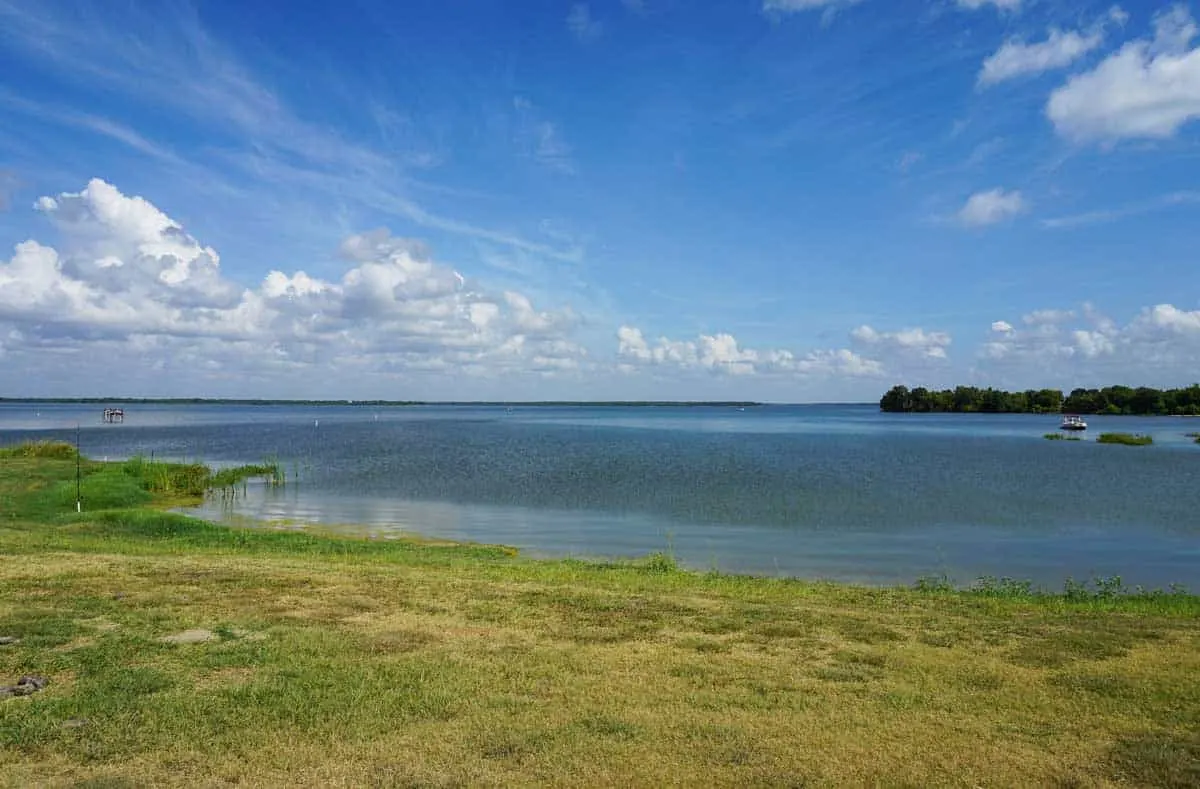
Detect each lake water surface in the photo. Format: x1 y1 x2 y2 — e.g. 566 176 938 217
2 402 1198 589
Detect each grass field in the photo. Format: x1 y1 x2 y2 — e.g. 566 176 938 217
1 445 1198 787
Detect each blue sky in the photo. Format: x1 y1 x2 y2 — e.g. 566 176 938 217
0 0 1198 401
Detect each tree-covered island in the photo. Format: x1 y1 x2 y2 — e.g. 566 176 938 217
880 384 1200 415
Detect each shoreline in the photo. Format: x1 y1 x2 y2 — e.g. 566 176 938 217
180 502 1199 599
3 446 1199 786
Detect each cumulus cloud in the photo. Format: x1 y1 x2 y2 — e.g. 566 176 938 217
616 326 882 378
1047 5 1200 142
957 188 1028 226
0 180 587 388
850 325 952 359
980 303 1200 377
979 27 1107 87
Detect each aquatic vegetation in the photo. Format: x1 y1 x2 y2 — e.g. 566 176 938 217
1043 433 1080 441
210 460 285 490
0 442 287 512
1096 432 1153 446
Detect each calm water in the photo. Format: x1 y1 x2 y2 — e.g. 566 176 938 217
2 402 1198 588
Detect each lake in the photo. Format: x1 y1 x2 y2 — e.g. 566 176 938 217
2 402 1198 589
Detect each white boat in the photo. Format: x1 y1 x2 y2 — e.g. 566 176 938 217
1060 414 1088 431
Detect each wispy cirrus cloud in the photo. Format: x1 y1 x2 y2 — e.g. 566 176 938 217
0 169 19 211
763 0 865 11
0 87 184 167
1041 191 1200 229
956 0 1021 11
567 3 603 42
0 0 581 262
512 98 576 175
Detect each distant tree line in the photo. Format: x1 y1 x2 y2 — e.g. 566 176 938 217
880 385 1200 415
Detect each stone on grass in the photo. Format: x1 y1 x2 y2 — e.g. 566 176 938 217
160 629 215 645
0 636 19 646
0 675 48 698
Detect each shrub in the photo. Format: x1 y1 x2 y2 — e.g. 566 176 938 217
0 440 78 460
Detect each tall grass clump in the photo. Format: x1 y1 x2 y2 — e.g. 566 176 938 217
1096 432 1153 446
123 455 212 496
210 460 285 490
0 440 78 459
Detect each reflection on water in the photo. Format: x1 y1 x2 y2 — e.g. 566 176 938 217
3 402 1199 588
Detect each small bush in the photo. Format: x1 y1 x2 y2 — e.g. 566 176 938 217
1096 432 1153 446
0 440 78 460
914 574 954 593
971 576 1035 597
642 552 679 574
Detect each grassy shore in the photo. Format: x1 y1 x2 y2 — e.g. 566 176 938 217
2 446 1198 787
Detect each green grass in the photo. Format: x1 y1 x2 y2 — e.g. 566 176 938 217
1096 432 1154 446
1043 432 1081 441
1 447 1199 786
0 440 78 460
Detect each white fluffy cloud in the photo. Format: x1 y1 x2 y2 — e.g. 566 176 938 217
0 180 587 388
1047 6 1200 142
616 326 883 378
979 28 1106 87
957 188 1028 226
981 303 1200 378
850 325 952 359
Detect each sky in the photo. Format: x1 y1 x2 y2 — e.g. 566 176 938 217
0 0 1198 402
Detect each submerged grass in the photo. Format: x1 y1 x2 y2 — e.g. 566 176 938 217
1042 432 1080 441
1 446 1199 786
1096 432 1154 446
